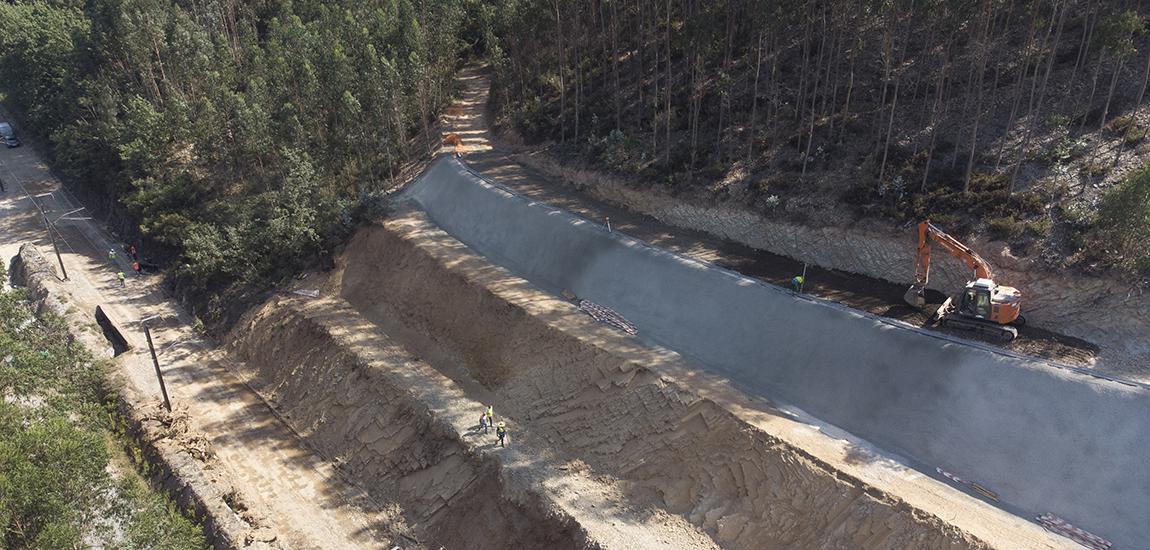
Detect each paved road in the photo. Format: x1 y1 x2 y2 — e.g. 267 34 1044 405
402 155 1150 549
0 116 397 549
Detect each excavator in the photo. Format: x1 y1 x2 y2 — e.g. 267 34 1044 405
903 220 1026 341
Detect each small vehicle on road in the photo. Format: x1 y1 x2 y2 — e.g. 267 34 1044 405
0 122 20 147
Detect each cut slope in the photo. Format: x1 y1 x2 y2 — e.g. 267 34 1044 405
228 296 593 550
334 209 1069 549
398 156 1149 548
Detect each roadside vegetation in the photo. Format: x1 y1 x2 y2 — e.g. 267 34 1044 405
481 0 1150 275
0 0 477 326
0 272 205 549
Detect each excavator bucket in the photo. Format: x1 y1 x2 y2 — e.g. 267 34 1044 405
903 285 927 310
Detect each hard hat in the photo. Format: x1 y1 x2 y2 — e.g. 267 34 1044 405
498 422 505 428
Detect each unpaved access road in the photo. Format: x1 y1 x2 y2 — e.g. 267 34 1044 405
0 111 403 549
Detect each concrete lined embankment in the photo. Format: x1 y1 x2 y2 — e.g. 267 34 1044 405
401 156 1149 548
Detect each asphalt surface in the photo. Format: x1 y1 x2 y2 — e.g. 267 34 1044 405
403 156 1150 549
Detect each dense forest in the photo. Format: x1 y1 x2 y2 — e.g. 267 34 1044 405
2 0 1148 315
0 0 472 322
484 0 1150 273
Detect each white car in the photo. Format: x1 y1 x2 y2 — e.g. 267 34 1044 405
0 122 21 147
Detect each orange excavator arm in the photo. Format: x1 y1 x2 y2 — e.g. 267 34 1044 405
912 220 993 288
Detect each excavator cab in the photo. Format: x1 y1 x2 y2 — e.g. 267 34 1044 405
958 283 992 319
956 278 1023 326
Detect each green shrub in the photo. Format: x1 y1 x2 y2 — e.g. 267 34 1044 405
0 291 206 549
1047 114 1072 128
1124 128 1147 146
1027 218 1053 236
1096 161 1150 273
1104 114 1135 134
1056 201 1089 225
987 216 1024 240
1083 158 1111 177
1040 137 1087 165
1011 191 1046 215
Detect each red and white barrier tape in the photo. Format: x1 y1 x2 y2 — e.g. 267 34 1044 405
936 467 967 485
579 300 638 335
935 467 998 501
1037 513 1111 550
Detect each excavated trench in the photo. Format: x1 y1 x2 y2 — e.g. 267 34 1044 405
228 299 593 550
328 210 994 549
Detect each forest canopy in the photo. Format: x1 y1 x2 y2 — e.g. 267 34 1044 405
0 0 472 322
481 0 1150 272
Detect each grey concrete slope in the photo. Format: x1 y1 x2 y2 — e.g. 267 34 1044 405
403 156 1150 548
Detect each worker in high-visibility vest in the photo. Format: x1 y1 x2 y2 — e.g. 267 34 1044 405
496 422 507 448
791 275 805 294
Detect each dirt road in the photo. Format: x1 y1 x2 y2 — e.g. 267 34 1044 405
449 66 1098 367
0 111 404 549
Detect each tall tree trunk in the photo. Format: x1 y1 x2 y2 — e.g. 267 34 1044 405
555 0 567 143
878 77 900 183
1010 0 1068 192
922 51 949 192
747 30 765 162
802 6 829 176
838 38 856 143
664 0 672 166
963 5 993 191
1116 44 1150 165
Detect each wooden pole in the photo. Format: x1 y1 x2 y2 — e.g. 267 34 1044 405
144 325 171 411
47 223 67 281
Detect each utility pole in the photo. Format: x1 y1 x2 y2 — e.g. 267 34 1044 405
31 196 87 282
43 214 68 281
141 317 172 412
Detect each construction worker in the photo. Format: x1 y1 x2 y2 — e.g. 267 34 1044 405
108 248 117 263
479 411 488 433
791 275 805 294
117 271 126 287
485 405 494 429
496 422 507 448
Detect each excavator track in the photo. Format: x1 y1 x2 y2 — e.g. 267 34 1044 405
941 315 1018 342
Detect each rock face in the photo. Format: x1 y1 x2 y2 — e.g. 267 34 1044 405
517 157 1150 375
